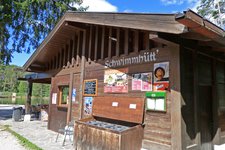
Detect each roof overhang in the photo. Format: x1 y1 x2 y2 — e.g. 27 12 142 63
23 12 186 72
23 10 225 72
18 73 51 84
176 9 225 50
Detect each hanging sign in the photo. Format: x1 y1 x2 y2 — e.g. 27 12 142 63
83 79 98 96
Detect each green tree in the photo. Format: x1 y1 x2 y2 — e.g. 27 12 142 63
0 64 24 92
197 0 225 29
0 0 86 64
17 81 27 94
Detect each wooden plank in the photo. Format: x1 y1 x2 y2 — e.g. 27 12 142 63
66 13 185 34
67 41 71 67
108 27 112 58
76 31 80 65
116 28 120 57
71 35 76 67
56 52 59 68
144 31 149 51
66 72 74 123
79 30 86 119
94 26 98 61
92 96 145 124
134 30 139 53
170 44 182 150
54 56 57 69
101 26 105 59
59 48 62 68
124 29 128 55
63 45 66 68
88 26 93 62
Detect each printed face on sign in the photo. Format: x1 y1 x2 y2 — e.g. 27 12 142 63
153 62 169 91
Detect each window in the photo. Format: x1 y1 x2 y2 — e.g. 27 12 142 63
58 86 69 106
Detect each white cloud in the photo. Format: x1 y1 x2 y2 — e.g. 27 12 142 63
160 0 184 5
123 9 133 13
81 0 118 12
160 0 198 6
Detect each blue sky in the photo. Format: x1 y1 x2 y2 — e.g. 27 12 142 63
10 0 199 67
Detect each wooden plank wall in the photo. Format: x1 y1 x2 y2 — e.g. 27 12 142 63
48 75 70 132
46 24 181 149
85 46 175 149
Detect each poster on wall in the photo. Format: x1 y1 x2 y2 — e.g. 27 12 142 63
141 72 153 91
72 88 76 102
132 72 153 91
104 68 128 93
132 73 142 91
84 97 93 116
52 93 57 104
153 62 169 91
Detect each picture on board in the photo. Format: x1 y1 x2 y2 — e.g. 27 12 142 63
153 62 169 91
104 68 128 93
84 97 93 116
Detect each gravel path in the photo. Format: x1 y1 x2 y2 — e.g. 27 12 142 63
0 128 26 150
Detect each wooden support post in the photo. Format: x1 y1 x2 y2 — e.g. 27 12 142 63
79 30 86 119
94 26 98 61
71 35 76 67
108 27 112 58
124 29 128 55
59 49 62 68
76 31 80 65
63 45 66 68
116 28 120 57
88 26 93 62
54 56 57 69
67 72 74 124
134 30 139 53
101 26 105 59
25 80 32 114
145 32 150 51
67 41 71 67
56 52 59 69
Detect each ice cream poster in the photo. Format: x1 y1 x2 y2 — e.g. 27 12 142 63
153 62 169 91
104 68 128 93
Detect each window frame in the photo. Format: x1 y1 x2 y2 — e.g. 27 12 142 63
57 84 69 108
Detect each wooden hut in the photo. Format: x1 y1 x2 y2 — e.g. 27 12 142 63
23 10 225 150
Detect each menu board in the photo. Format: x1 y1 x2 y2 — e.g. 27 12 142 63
83 79 98 96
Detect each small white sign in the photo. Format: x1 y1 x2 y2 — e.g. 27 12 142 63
155 99 165 111
112 102 118 107
129 104 137 109
52 93 57 104
147 98 155 110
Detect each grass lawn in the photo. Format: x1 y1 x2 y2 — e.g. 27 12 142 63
2 125 43 150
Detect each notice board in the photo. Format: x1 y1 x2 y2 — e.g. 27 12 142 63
83 79 98 96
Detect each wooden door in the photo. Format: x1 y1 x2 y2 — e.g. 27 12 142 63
72 73 81 121
199 85 213 150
